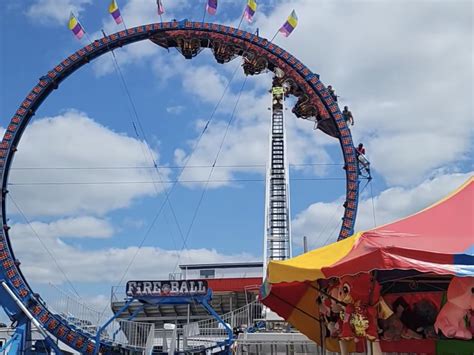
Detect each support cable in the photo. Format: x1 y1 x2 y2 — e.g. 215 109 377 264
95 39 202 317
9 177 347 186
172 76 248 272
319 177 373 246
370 181 377 228
100 46 238 297
108 62 243 295
7 193 80 297
10 163 344 171
105 30 190 253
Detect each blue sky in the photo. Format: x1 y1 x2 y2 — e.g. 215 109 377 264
0 0 472 318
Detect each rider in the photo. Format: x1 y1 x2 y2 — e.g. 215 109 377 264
356 143 365 155
356 143 371 177
327 85 338 102
342 106 354 126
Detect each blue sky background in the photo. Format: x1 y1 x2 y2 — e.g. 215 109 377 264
0 0 472 320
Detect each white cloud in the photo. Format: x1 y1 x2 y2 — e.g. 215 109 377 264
8 110 170 217
368 132 470 185
11 217 256 284
11 216 114 240
84 294 110 312
26 0 91 25
92 40 162 77
166 105 185 115
292 171 473 249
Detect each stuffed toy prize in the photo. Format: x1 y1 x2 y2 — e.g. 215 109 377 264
434 276 474 340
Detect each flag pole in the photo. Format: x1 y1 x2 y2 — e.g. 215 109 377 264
270 29 280 42
117 0 127 30
202 1 207 23
84 32 93 44
157 0 164 22
76 13 93 44
237 11 245 30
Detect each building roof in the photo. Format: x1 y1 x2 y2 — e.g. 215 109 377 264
207 277 262 292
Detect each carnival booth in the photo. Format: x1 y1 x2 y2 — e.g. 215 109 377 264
261 177 474 354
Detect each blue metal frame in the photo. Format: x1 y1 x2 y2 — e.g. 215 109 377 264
199 295 234 352
95 288 233 354
0 328 21 354
0 281 63 355
93 298 135 355
138 289 234 351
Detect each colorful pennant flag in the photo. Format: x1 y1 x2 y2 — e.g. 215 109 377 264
68 13 85 40
206 0 218 15
157 0 165 15
279 10 298 37
108 0 123 25
243 0 257 23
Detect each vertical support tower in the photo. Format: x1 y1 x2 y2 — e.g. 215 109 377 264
263 78 292 274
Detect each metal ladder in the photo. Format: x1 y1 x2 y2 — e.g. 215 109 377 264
264 86 292 265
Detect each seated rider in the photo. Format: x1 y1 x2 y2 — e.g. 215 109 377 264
356 143 365 155
327 85 338 102
356 143 371 177
342 106 354 126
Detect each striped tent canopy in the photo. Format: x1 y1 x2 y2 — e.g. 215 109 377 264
261 177 474 353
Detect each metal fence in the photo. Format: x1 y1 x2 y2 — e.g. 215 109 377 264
175 300 264 351
154 300 332 354
100 318 155 353
47 283 107 335
235 332 325 355
46 284 154 353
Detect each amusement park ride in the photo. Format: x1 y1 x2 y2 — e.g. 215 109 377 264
0 19 366 354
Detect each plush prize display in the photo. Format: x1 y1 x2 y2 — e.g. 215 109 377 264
318 278 343 338
318 293 340 337
379 313 405 341
434 276 474 340
413 299 438 338
337 273 381 341
383 296 438 340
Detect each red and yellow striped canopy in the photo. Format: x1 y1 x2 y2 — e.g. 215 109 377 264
261 177 473 351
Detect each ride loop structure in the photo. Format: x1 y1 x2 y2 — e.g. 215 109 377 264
0 19 360 353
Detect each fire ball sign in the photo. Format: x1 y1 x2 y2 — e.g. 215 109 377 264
126 280 208 297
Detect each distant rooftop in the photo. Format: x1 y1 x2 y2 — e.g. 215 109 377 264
179 262 263 270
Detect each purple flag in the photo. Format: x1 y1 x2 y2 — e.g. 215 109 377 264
206 0 217 15
157 0 165 15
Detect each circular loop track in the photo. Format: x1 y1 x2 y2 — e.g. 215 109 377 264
0 20 359 353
